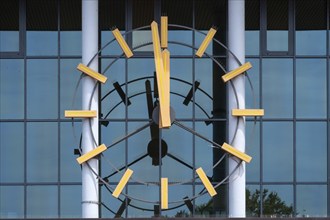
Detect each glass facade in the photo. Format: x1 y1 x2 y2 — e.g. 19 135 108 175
0 0 329 218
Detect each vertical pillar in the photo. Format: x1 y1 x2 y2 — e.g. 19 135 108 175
82 0 99 218
228 0 246 217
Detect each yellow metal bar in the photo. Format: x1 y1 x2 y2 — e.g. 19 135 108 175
77 63 107 83
76 144 107 164
161 178 168 209
64 110 97 118
222 62 252 83
196 167 217 197
151 21 171 128
232 109 264 117
159 49 170 128
112 28 133 58
161 16 168 48
112 169 134 198
221 142 252 163
195 27 217 57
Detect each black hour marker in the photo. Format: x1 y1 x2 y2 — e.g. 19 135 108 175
115 198 131 218
183 196 194 213
183 81 200 106
113 81 131 106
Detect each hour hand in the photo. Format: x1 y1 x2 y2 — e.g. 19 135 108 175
151 21 171 128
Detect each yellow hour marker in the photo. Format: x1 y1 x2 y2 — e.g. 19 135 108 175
195 27 217 57
232 109 264 117
161 16 168 48
221 62 252 82
221 142 252 163
112 169 134 198
196 167 217 197
76 144 107 164
77 63 107 83
161 178 168 209
64 110 97 118
112 28 133 58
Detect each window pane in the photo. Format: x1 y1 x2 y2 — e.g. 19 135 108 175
27 31 58 56
262 59 293 118
246 185 261 217
296 59 326 118
246 31 259 56
60 185 81 218
27 186 58 218
27 123 58 182
0 59 24 119
27 59 58 119
296 122 327 182
0 186 24 218
0 123 24 183
245 59 260 109
262 185 294 217
60 31 81 55
296 31 326 55
246 121 260 182
263 122 293 182
60 122 81 182
60 59 82 119
0 0 19 52
267 0 288 51
296 185 327 217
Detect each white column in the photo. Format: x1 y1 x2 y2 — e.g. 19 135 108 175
228 0 246 217
82 0 99 218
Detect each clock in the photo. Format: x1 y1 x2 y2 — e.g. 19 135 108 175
65 16 263 216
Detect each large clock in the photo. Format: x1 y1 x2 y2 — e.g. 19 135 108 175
65 16 263 216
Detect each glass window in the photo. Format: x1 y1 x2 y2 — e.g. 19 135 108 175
60 185 81 218
101 186 122 218
296 0 326 55
0 59 24 119
164 185 192 217
245 59 260 109
296 185 327 217
262 185 294 217
26 0 58 56
168 30 193 55
263 122 293 182
60 32 81 56
60 59 82 119
27 186 58 218
246 121 260 182
101 31 125 55
0 123 24 183
27 123 58 182
262 59 293 118
195 122 214 173
60 122 81 182
266 0 288 51
27 59 58 119
0 186 24 218
0 0 19 52
246 31 260 56
296 122 327 182
296 59 326 118
246 185 261 217
245 0 260 56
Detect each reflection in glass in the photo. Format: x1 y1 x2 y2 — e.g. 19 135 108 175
296 185 327 217
132 30 152 51
60 122 81 182
296 59 326 118
60 185 81 218
164 185 192 217
0 59 24 119
27 31 58 56
245 31 259 55
0 123 24 183
245 59 259 109
262 59 293 118
262 185 294 217
296 31 326 55
195 122 213 172
27 186 58 218
296 122 326 182
0 186 24 218
27 123 58 182
246 121 260 182
60 31 82 55
246 185 260 217
101 31 125 56
60 59 82 119
0 31 19 52
168 30 193 55
27 59 58 119
263 122 293 182
267 31 288 51
101 186 122 218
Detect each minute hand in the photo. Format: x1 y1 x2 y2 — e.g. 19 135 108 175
151 21 171 128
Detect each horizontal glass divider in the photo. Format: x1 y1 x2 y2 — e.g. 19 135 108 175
259 118 329 122
98 118 227 122
248 182 328 185
246 55 330 58
0 182 82 186
0 119 84 122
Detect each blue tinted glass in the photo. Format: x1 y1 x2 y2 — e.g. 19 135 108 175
60 185 81 218
0 31 19 52
0 59 24 119
263 185 294 217
296 31 326 55
101 31 123 55
245 59 260 109
296 185 327 217
296 122 327 182
60 122 81 182
27 186 58 218
168 30 193 55
0 123 24 183
267 31 288 51
195 122 214 172
246 185 261 217
60 31 82 55
101 186 122 218
0 186 24 218
246 31 259 55
246 121 260 182
263 122 293 182
296 59 326 118
60 59 82 119
27 59 58 119
27 31 58 56
132 30 152 52
263 59 293 118
27 122 58 182
195 31 213 56
164 185 192 217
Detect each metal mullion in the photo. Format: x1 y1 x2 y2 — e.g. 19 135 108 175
192 0 196 216
327 0 330 216
57 0 61 217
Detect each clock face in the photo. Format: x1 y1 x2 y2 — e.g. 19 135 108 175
66 16 262 216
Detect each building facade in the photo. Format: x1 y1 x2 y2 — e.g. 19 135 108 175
0 0 329 218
